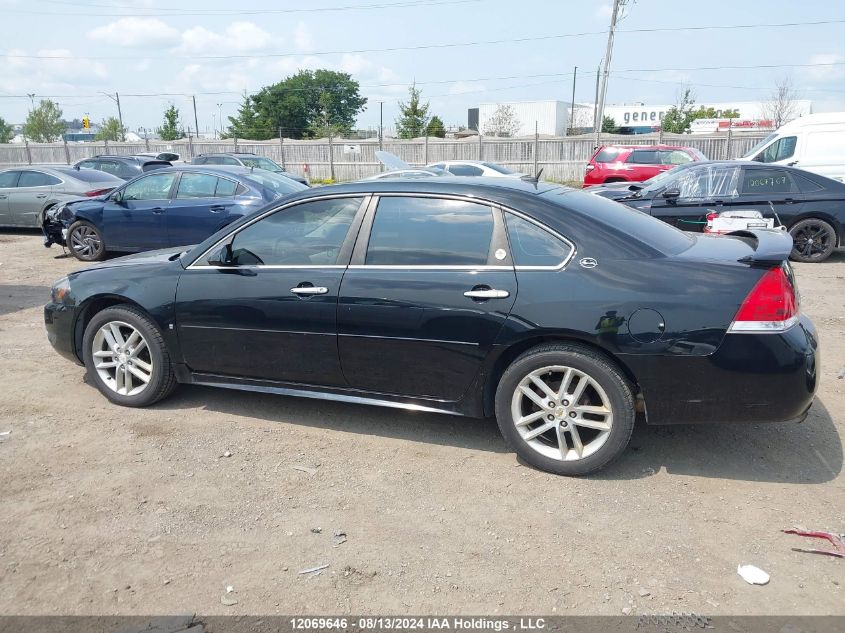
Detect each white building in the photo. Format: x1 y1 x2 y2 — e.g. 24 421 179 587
478 100 576 137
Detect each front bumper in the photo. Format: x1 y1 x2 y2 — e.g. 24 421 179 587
44 302 82 365
42 219 67 248
625 315 819 425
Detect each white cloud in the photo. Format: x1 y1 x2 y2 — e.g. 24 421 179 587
594 2 612 20
180 21 272 54
807 53 845 81
88 17 179 48
449 81 485 95
293 21 313 51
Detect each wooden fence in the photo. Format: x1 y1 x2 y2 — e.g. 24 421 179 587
0 131 767 183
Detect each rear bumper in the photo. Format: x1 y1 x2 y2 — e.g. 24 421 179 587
44 302 81 365
625 315 819 425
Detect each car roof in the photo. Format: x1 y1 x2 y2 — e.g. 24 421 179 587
598 145 695 151
154 165 257 177
197 152 260 157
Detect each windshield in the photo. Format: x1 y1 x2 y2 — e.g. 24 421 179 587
243 171 308 199
741 133 777 159
240 156 283 172
481 162 515 175
635 162 697 197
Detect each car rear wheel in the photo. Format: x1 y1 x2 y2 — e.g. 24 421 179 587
495 343 635 476
82 305 177 407
67 220 105 261
789 218 836 263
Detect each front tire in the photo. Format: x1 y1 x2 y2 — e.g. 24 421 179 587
494 343 635 476
82 305 177 407
789 218 837 263
67 220 105 261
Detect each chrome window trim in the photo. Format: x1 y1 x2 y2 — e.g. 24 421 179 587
501 207 577 271
186 192 369 270
347 265 513 271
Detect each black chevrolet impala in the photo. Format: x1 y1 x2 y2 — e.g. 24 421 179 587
44 178 819 475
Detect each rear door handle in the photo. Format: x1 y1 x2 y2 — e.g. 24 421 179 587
209 205 226 213
151 207 165 214
291 286 329 295
36 194 48 198
0 195 6 199
464 289 510 299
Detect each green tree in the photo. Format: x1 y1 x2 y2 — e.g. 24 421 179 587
425 115 446 138
23 99 65 142
395 84 431 139
601 115 617 133
226 92 262 139
0 117 13 144
660 89 697 134
159 105 183 141
94 116 127 142
252 69 367 139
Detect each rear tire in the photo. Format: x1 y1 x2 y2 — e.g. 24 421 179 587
82 305 177 407
67 220 106 261
494 343 635 476
789 218 836 263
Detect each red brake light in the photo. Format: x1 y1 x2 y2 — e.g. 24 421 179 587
85 188 113 197
729 266 798 333
706 212 719 221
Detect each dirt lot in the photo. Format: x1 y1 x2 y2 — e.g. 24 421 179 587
0 231 843 616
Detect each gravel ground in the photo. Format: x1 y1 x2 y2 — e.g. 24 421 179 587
0 231 843 616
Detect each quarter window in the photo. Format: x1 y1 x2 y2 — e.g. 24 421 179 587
121 172 178 201
660 150 693 165
593 148 624 163
366 196 494 266
215 178 238 196
505 214 572 268
755 136 797 163
77 161 98 170
227 197 363 266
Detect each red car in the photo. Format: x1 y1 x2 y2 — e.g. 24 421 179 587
583 145 707 187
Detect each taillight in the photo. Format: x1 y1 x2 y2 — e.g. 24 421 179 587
85 188 113 197
585 164 595 172
706 212 719 221
728 266 798 333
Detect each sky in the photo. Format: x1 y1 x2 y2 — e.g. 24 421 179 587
1 0 844 135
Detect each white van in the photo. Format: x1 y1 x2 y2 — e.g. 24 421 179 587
737 112 845 182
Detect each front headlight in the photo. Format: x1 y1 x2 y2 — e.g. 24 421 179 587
51 276 71 303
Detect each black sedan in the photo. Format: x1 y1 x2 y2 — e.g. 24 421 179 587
586 160 845 262
44 179 818 476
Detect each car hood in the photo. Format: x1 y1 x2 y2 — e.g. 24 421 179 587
48 196 108 222
75 246 194 273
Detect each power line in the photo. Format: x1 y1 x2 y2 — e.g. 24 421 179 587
4 19 845 61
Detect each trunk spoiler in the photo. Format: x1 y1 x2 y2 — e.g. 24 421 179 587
727 229 794 265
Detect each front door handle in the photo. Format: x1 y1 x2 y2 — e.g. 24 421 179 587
209 205 225 213
36 194 48 198
151 207 165 214
464 288 510 299
291 286 329 295
0 194 6 199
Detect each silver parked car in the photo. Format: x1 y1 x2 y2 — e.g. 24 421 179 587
0 165 123 228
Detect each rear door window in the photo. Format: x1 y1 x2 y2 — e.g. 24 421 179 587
176 173 219 199
215 178 238 196
366 196 494 266
625 150 660 165
740 168 799 195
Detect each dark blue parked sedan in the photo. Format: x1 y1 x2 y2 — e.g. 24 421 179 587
42 166 307 261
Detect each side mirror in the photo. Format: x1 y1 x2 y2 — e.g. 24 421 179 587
208 243 234 266
111 190 124 203
662 187 681 200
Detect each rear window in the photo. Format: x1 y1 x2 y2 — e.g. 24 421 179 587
593 147 625 163
541 190 693 255
59 167 122 183
242 172 308 198
482 162 515 175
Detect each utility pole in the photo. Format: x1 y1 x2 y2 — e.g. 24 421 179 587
26 93 35 111
217 103 223 139
595 0 628 147
568 66 578 136
192 95 200 141
378 101 384 151
99 92 126 140
592 66 600 140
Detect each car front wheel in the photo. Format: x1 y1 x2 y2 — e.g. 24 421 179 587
789 218 837 263
82 305 177 407
495 343 635 476
67 220 106 261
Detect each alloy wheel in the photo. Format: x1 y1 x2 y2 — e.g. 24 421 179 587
69 225 101 259
91 320 153 396
791 221 834 261
510 365 613 461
